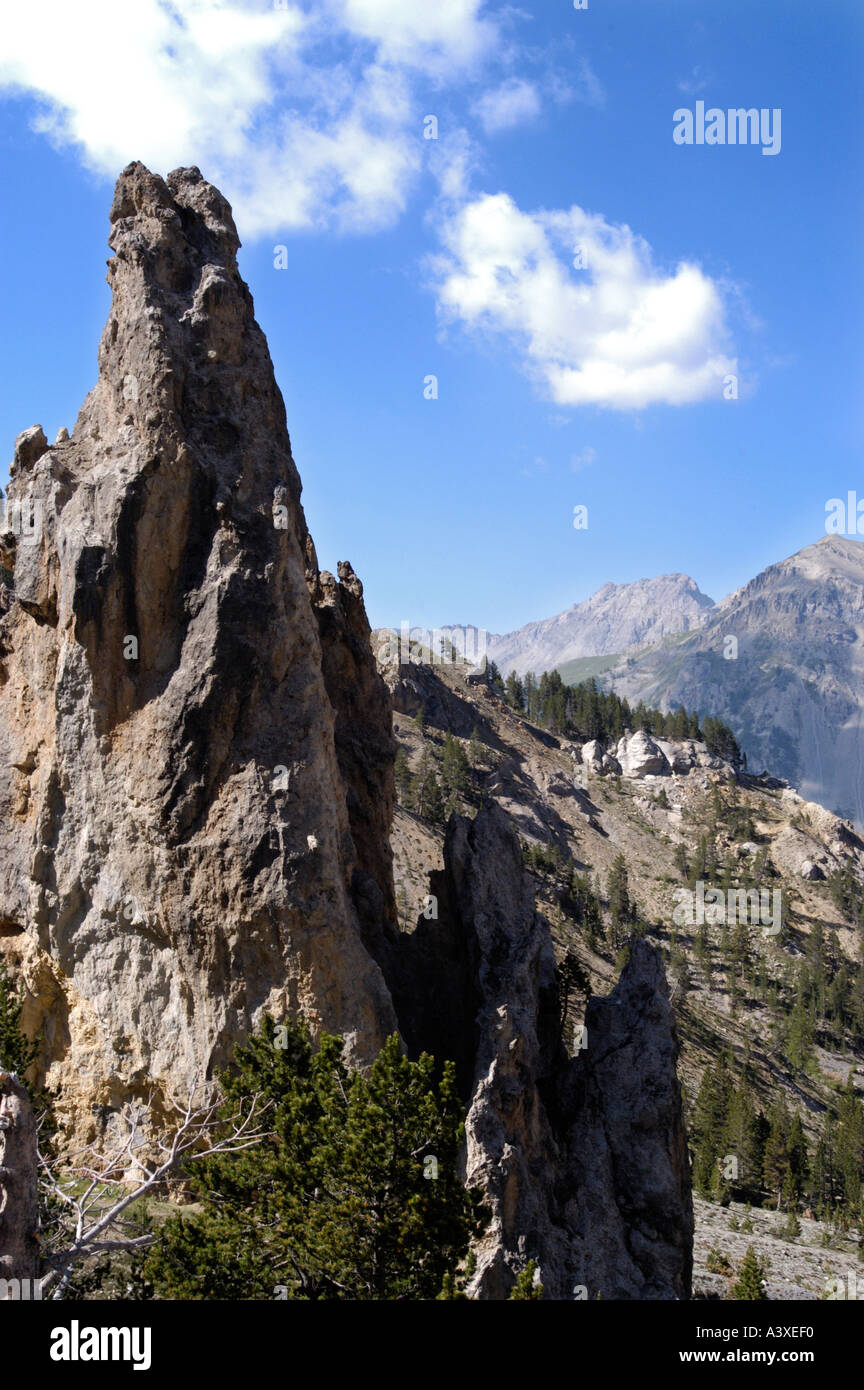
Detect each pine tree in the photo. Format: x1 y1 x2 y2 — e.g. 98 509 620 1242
436 1250 475 1299
570 872 602 951
834 1078 864 1210
607 854 633 949
692 1056 733 1198
555 951 590 1037
787 1112 809 1202
145 1019 484 1300
810 1114 838 1216
440 734 470 809
522 672 537 722
763 1099 792 1208
851 963 864 1034
724 1085 767 1198
731 1246 767 1300
394 747 412 804
781 1209 801 1240
468 725 485 769
702 716 744 771
786 969 815 1070
416 748 445 824
509 1260 543 1300
0 959 39 1082
486 661 504 694
504 671 524 712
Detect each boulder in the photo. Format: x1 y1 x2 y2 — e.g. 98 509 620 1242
799 859 825 881
617 730 670 779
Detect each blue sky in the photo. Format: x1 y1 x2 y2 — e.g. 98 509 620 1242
1 0 861 634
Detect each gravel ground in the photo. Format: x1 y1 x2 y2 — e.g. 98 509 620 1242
694 1196 863 1300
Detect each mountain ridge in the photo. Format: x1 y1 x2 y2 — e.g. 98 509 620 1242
428 536 864 824
436 572 715 679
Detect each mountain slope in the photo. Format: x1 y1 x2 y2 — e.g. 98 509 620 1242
381 652 864 1298
604 537 864 825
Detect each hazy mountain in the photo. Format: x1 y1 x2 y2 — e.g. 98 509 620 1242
605 537 864 825
481 573 715 678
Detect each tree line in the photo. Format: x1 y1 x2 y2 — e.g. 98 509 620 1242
494 670 744 769
691 1050 864 1234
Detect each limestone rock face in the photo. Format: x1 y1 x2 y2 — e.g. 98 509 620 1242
390 803 692 1300
0 162 397 1139
654 737 732 776
566 938 693 1298
616 730 669 779
579 731 734 783
580 738 605 771
0 1071 40 1291
309 560 398 944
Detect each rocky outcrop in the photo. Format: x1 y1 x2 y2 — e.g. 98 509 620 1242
607 536 864 825
616 730 669 779
579 731 734 783
391 803 692 1299
581 738 620 775
309 562 398 938
565 939 693 1299
0 162 397 1141
377 639 502 746
0 1071 39 1294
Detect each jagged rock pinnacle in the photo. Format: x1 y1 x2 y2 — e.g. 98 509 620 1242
0 163 397 1138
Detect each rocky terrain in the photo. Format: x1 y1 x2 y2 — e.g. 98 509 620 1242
442 537 864 826
693 1197 862 1301
0 162 399 1147
0 163 693 1300
382 647 864 1295
3 159 859 1302
605 537 864 827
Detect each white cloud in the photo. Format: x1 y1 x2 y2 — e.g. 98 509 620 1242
472 78 541 134
557 57 605 108
1 2 305 175
225 64 420 234
431 192 736 410
336 0 496 72
0 0 498 235
426 125 481 207
570 446 596 472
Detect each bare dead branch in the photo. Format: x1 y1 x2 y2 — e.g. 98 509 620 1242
37 1078 272 1298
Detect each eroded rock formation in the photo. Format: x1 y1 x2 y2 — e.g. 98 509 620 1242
389 803 692 1299
0 161 396 1142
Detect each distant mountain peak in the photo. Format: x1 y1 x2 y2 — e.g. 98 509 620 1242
605 535 864 826
484 572 715 677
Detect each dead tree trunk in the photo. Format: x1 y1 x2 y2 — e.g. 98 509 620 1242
0 1069 40 1297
